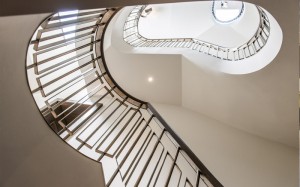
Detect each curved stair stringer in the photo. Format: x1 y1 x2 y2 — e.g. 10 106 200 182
26 7 223 187
123 5 270 62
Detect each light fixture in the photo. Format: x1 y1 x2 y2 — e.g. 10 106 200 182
221 1 228 8
147 76 154 83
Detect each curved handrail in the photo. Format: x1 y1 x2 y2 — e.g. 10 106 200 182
26 7 223 187
98 9 222 186
123 4 270 61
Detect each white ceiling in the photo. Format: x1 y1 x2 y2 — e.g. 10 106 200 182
104 1 298 148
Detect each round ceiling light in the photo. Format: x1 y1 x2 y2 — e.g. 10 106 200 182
147 76 154 82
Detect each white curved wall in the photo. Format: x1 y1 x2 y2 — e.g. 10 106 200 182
111 5 283 75
0 14 106 187
153 104 298 187
104 1 296 147
0 0 298 187
138 1 260 48
104 46 182 105
104 8 182 105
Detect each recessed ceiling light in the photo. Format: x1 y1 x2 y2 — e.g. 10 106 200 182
148 76 154 82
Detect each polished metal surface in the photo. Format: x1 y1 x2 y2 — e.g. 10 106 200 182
26 8 221 187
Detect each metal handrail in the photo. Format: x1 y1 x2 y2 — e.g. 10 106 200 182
123 5 270 61
27 7 223 187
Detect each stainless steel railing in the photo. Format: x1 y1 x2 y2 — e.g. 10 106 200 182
123 5 270 61
26 8 222 187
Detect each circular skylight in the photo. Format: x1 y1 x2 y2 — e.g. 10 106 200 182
212 1 244 23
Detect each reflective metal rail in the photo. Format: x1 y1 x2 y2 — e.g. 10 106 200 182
27 8 222 187
123 5 270 61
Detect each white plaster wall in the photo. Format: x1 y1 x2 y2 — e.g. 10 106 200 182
0 14 106 187
0 0 298 187
181 51 298 148
104 9 182 105
106 3 294 148
152 103 298 187
180 0 297 147
104 46 182 105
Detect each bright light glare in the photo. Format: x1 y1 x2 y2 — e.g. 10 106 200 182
58 10 79 16
148 77 154 82
215 9 241 22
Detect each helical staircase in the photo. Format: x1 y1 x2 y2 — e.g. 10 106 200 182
26 6 271 187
